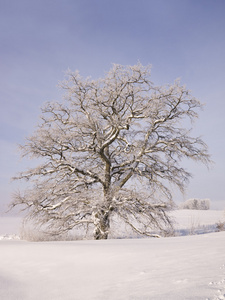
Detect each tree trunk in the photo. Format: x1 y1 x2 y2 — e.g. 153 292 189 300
93 145 112 240
93 208 110 240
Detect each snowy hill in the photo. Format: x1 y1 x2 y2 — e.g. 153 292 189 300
0 210 225 299
171 209 225 235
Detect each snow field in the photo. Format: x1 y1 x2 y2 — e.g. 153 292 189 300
0 233 225 299
171 209 225 236
0 210 225 299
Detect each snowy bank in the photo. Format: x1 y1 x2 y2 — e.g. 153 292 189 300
0 210 225 299
0 232 225 300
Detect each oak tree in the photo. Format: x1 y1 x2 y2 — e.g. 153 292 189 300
12 63 210 239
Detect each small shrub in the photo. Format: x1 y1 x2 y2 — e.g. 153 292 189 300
160 228 177 237
19 225 84 242
216 221 225 232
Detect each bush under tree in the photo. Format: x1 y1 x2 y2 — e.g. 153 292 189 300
11 63 210 239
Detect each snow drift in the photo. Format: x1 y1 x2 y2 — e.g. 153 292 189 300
0 233 225 300
0 210 225 299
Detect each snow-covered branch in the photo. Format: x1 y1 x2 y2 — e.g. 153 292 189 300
11 63 211 240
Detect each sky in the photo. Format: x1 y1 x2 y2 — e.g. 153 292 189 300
0 0 225 213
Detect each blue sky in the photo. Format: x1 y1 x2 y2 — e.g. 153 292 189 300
1 0 225 213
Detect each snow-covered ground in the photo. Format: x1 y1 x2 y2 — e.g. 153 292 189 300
0 210 225 300
0 216 22 240
171 209 225 236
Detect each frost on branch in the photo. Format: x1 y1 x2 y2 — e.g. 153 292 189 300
11 63 211 239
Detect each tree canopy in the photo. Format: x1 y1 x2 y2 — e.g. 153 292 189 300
11 63 210 239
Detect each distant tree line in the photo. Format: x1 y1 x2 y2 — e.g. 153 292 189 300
180 198 210 210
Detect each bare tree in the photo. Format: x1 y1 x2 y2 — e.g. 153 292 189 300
11 63 210 239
